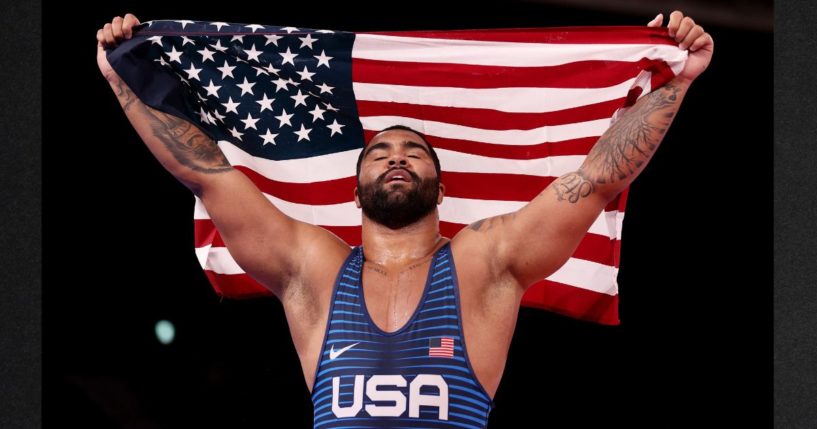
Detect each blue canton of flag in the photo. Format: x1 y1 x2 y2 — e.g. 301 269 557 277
107 20 365 161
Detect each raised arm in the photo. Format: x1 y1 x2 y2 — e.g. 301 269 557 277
96 15 350 296
454 11 714 288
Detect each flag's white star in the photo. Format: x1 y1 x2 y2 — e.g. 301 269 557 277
294 124 312 142
231 35 244 43
237 77 256 96
195 92 207 102
210 40 228 52
166 46 183 63
181 36 195 46
210 22 229 31
144 20 155 27
287 77 300 87
291 90 309 107
240 113 260 130
316 29 335 34
275 109 294 127
272 77 290 92
212 109 226 123
279 47 298 66
327 119 345 136
281 26 300 33
260 129 278 145
317 82 334 94
229 126 244 140
175 20 195 29
245 24 265 32
296 66 315 82
184 64 202 81
244 44 262 62
153 56 169 67
221 97 240 114
198 47 216 63
147 35 163 46
217 60 236 79
314 50 332 68
264 34 282 46
298 34 317 49
252 65 269 77
198 107 211 124
308 105 326 122
324 102 339 112
265 63 281 75
256 94 275 112
203 80 221 97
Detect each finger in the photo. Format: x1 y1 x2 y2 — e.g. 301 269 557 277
675 17 695 43
123 13 140 39
688 32 714 52
668 10 684 37
96 29 105 45
647 13 663 28
103 23 116 47
679 25 704 50
112 16 125 41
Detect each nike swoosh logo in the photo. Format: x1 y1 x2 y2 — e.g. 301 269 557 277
329 342 360 360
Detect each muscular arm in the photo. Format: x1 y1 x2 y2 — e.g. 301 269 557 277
101 49 349 296
453 10 712 289
456 76 692 288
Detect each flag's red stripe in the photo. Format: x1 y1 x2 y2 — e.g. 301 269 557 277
234 166 356 205
364 26 677 46
195 220 619 266
362 130 599 160
354 58 665 89
234 167 583 204
521 280 620 325
356 97 625 129
205 270 273 298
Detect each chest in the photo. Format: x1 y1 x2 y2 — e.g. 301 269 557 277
360 260 432 333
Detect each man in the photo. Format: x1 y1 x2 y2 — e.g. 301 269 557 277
96 11 713 428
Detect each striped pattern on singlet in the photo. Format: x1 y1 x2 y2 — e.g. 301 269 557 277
311 243 493 428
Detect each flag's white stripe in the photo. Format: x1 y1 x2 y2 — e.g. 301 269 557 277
200 245 618 295
545 258 619 295
354 34 687 69
354 78 642 113
360 116 611 145
193 196 625 239
218 140 588 183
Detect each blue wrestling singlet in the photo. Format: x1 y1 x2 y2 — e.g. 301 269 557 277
311 243 494 428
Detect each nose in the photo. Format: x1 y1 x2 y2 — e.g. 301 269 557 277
388 153 408 167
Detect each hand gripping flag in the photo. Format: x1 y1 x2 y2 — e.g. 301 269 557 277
106 20 686 325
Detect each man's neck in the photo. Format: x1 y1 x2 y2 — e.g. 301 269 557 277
360 210 445 267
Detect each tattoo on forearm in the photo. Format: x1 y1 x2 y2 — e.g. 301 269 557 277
112 80 232 174
583 81 683 186
554 170 595 204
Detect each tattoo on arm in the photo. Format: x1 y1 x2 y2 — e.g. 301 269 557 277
554 170 595 204
468 213 516 232
112 79 232 175
583 82 682 186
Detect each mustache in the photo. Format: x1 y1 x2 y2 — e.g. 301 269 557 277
376 168 420 184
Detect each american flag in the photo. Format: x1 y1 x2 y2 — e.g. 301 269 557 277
106 20 686 326
429 337 455 358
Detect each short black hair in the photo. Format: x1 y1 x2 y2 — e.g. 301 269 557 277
356 125 442 181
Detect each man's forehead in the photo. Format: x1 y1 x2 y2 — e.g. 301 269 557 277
367 129 430 150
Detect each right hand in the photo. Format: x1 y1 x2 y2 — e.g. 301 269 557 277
96 13 140 81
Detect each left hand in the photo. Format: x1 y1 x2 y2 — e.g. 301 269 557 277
648 11 714 82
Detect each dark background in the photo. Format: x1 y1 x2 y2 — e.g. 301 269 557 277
43 0 772 427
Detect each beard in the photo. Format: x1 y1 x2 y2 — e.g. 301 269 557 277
358 169 440 230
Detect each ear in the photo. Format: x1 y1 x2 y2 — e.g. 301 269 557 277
354 187 361 208
437 182 445 205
